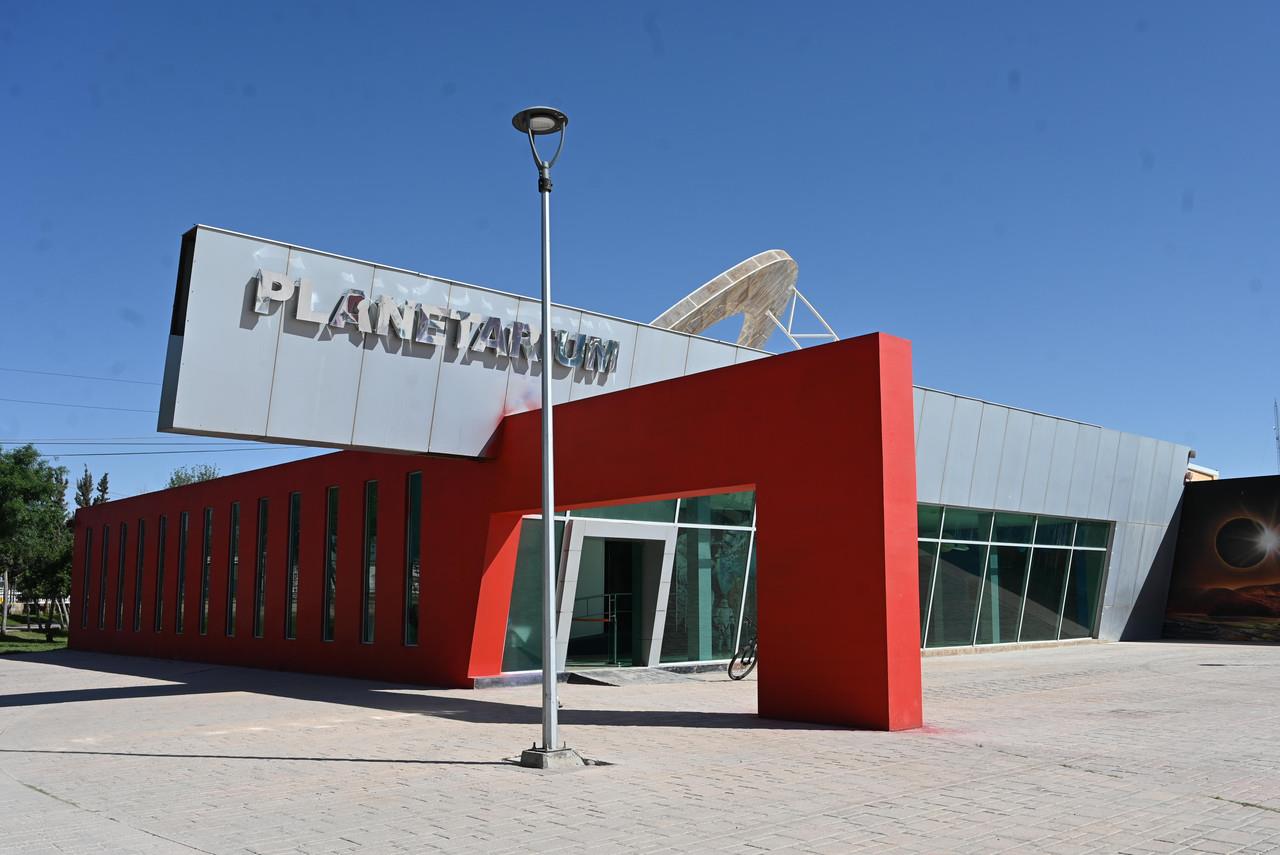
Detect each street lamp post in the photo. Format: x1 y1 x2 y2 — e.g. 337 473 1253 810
513 106 583 770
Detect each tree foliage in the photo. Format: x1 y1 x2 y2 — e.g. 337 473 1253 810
167 464 220 488
0 446 72 640
74 465 95 509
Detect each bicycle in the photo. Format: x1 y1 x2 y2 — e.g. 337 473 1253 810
727 634 757 680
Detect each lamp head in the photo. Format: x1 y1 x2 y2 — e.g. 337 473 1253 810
512 106 569 136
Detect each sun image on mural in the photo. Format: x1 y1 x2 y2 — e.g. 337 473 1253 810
1165 475 1280 642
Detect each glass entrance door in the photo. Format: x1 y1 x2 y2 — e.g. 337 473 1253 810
566 539 642 667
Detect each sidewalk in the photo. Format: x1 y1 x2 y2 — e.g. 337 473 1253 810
0 641 1277 853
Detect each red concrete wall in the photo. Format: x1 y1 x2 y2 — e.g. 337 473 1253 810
71 333 921 730
475 333 922 729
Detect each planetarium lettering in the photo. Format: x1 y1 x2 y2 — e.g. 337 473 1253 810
253 269 620 374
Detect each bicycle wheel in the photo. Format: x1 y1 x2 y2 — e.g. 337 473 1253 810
727 638 757 680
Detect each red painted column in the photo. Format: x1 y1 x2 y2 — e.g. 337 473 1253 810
472 333 923 730
751 335 922 729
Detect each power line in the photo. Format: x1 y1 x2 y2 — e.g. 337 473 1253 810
0 435 210 442
0 366 161 386
36 447 312 458
0 397 156 414
1 440 288 447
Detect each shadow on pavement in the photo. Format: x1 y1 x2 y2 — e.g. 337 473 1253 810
0 748 508 766
0 650 842 732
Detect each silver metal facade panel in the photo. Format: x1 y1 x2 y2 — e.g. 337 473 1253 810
629 325 690 388
1126 437 1159 524
164 230 287 437
266 248 373 446
349 268 449 453
1018 415 1058 513
968 404 1008 509
1065 425 1101 518
994 408 1034 510
939 397 983 506
913 387 925 450
569 314 641 402
1116 523 1147 607
913 387 1189 642
1042 420 1080 516
428 286 522 456
1143 441 1176 526
162 227 767 457
1160 445 1191 521
1097 522 1140 640
1087 429 1121 520
684 337 738 375
1107 433 1142 521
1102 524 1134 605
914 391 956 505
504 300 581 416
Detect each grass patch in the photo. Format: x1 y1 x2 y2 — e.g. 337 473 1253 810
0 627 68 655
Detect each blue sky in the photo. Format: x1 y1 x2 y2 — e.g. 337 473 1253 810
2 1 1277 498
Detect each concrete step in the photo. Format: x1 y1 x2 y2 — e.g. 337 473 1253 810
566 667 706 687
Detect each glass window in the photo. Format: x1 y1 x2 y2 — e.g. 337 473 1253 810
322 487 338 642
992 513 1035 544
175 512 188 634
362 481 378 644
154 517 167 632
941 508 992 542
284 492 300 640
225 503 239 637
133 519 146 631
404 473 422 646
115 522 128 631
1034 516 1075 547
917 504 942 539
97 525 110 630
501 518 565 671
925 542 986 647
1019 549 1070 641
1074 521 1110 549
660 528 752 662
918 542 939 645
80 528 93 628
677 491 754 528
1060 550 1106 639
199 508 212 635
571 499 678 524
253 499 268 639
973 545 1030 645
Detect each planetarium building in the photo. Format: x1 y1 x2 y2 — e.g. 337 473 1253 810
68 226 1190 731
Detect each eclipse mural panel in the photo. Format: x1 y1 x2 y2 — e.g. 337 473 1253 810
1166 475 1280 642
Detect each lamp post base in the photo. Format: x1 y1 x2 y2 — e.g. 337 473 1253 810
519 747 586 770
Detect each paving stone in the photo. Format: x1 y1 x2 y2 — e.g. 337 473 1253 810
1 642 1279 853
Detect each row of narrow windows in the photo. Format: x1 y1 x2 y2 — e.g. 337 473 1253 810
79 473 424 645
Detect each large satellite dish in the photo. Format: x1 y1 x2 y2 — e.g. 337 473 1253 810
651 250 836 350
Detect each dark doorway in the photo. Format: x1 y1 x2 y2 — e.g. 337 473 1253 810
566 539 643 667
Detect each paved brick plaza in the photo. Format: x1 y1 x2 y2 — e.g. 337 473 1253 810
0 642 1277 854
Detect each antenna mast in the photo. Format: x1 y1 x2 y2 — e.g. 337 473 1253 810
1274 399 1280 475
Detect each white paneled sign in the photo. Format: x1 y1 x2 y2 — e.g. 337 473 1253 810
159 226 770 457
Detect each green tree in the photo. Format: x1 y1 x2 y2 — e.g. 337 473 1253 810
93 472 109 505
167 464 220 488
74 465 95 509
0 446 71 641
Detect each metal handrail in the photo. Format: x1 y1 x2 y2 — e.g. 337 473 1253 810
570 592 632 666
